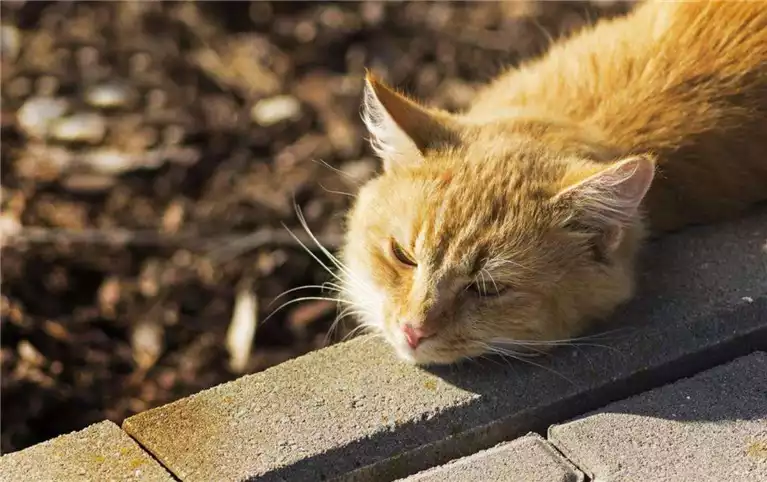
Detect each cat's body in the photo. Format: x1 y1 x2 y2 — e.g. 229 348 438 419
341 0 767 365
470 0 767 233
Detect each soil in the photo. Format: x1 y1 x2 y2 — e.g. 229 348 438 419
0 0 635 453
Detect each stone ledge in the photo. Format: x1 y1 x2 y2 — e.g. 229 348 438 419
397 433 583 482
123 207 767 482
0 421 174 482
549 351 767 482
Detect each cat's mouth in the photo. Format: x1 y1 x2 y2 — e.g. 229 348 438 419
386 330 485 365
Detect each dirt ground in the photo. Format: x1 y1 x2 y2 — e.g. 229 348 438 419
0 0 636 453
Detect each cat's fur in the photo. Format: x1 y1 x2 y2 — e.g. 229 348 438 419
341 0 767 364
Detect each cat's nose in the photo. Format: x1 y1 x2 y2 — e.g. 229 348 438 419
402 324 434 349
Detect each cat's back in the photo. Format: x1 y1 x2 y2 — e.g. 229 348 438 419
470 0 767 138
619 0 767 231
469 0 767 232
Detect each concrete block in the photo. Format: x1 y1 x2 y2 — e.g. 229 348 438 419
0 421 173 482
124 207 767 482
398 434 583 482
549 352 767 482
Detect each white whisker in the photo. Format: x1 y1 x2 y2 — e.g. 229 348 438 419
482 343 576 386
327 307 365 341
312 158 362 186
341 322 373 342
281 220 347 286
268 284 342 307
490 335 624 357
293 203 377 299
319 183 357 199
482 267 500 295
262 296 353 325
484 257 535 273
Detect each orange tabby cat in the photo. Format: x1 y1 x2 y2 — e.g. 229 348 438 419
340 0 767 365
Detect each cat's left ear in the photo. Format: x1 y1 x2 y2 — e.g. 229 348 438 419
553 155 656 252
362 72 461 170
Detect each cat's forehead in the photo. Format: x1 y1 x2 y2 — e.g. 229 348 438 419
408 159 555 270
412 192 501 275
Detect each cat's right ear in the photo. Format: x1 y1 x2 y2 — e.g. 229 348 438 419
553 155 656 253
362 71 460 171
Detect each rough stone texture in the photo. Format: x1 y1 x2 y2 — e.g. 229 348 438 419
398 434 583 482
124 207 767 482
549 352 767 482
0 421 173 482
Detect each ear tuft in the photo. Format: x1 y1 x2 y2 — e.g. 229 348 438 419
361 71 461 171
554 155 655 252
362 73 420 166
555 155 655 226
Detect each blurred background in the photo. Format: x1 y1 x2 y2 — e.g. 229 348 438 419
0 0 637 453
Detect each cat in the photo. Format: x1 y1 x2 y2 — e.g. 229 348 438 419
339 0 767 365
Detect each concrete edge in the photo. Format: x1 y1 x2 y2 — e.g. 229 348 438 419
546 351 767 481
395 433 584 482
340 301 767 482
0 420 176 481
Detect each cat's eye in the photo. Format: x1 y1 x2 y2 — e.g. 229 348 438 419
390 239 417 267
467 282 509 297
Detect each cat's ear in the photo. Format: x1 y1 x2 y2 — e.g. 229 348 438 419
553 155 655 252
362 72 460 170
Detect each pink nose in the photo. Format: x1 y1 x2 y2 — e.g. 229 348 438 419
402 324 433 349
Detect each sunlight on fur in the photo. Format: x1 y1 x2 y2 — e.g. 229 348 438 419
339 0 767 365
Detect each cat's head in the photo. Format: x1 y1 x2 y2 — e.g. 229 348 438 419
340 74 655 365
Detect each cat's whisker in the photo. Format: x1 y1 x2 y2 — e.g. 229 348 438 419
283 215 377 316
484 257 536 274
482 267 501 295
311 158 363 187
340 322 374 343
476 353 509 369
282 220 348 286
319 183 357 199
490 336 624 357
480 270 489 295
322 281 346 291
262 296 355 326
493 326 633 345
482 343 534 360
530 17 555 50
325 309 351 346
268 284 342 307
327 306 365 342
482 344 576 386
474 271 487 296
326 296 377 343
484 341 541 358
523 340 618 350
501 336 617 346
293 204 377 298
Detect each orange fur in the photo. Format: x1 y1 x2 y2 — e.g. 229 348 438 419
341 1 767 365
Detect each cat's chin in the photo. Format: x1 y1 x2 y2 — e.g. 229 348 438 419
388 340 444 366
382 330 457 365
388 339 479 366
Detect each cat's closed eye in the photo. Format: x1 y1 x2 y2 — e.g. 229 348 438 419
466 281 510 297
390 239 417 267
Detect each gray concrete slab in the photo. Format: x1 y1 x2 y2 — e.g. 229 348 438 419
124 207 767 482
0 421 174 482
398 434 583 482
549 352 767 482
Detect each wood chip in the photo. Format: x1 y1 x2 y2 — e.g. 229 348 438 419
131 320 164 371
226 278 258 373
